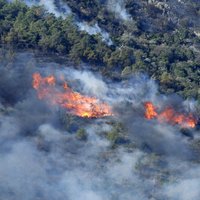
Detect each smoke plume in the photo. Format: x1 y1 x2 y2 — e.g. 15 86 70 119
0 51 200 200
77 22 113 46
107 0 131 21
7 0 71 18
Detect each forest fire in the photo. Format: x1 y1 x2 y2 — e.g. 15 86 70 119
144 102 197 128
32 73 197 127
32 73 113 118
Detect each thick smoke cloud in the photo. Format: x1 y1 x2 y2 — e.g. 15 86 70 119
0 51 200 200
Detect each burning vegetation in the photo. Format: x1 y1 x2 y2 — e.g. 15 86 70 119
32 72 113 118
32 73 197 128
144 101 197 128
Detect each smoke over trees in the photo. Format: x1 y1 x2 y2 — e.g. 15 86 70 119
0 0 200 199
1 0 200 101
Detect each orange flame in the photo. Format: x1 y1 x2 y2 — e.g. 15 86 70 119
32 73 113 118
144 102 197 128
144 102 158 119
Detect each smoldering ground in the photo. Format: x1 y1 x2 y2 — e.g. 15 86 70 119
0 51 200 200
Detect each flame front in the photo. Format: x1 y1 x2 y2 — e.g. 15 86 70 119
32 73 113 118
144 102 197 128
32 73 197 126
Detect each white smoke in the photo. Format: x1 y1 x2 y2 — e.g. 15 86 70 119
39 0 71 18
107 0 131 21
163 161 200 200
7 1 113 45
0 113 147 200
77 22 113 46
68 70 108 98
7 0 71 18
165 178 200 200
0 52 199 200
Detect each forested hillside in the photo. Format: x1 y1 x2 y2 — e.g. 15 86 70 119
0 0 200 101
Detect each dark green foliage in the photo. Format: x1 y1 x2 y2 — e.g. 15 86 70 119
106 122 129 145
63 0 100 20
76 128 87 141
0 0 200 102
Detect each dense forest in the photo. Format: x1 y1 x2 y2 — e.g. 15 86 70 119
0 0 200 102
